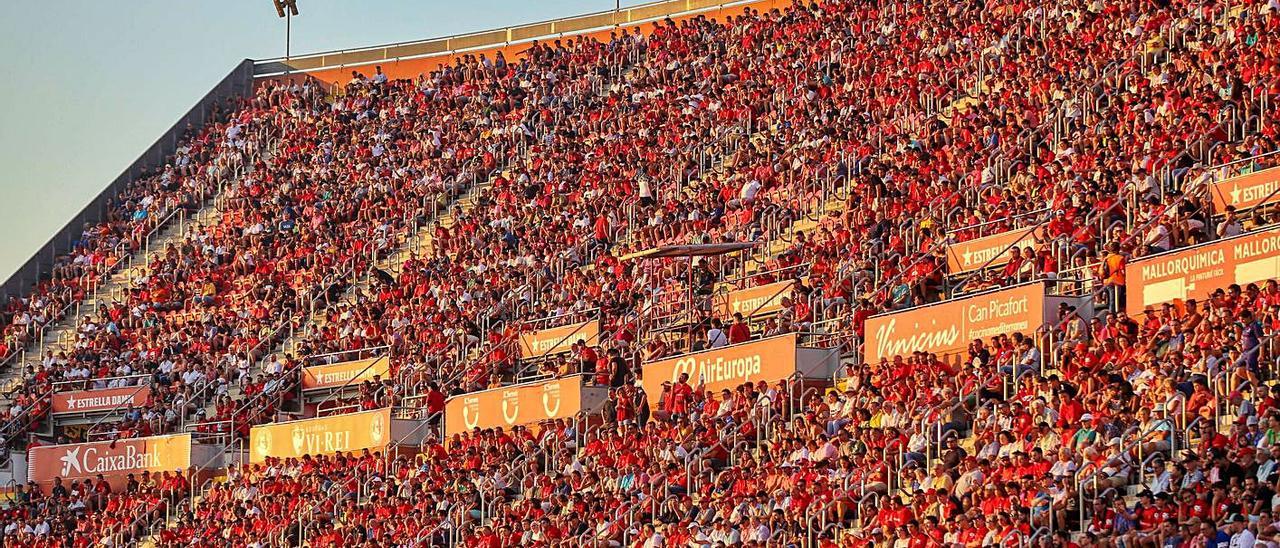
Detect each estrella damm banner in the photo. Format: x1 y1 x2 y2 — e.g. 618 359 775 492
945 226 1040 274
301 355 390 390
51 385 150 415
518 320 599 359
1210 165 1280 213
714 280 794 318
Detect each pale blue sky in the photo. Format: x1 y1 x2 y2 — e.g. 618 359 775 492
0 0 639 282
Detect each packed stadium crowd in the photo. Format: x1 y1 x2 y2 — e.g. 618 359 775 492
1 0 1279 545
0 107 261 445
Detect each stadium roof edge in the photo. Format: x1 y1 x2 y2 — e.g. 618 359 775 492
0 60 256 301
251 0 785 78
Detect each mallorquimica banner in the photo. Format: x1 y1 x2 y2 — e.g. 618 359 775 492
249 408 392 463
1125 226 1280 314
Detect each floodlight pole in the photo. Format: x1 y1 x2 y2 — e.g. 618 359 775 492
273 0 298 75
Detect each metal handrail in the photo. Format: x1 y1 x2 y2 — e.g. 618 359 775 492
254 0 756 68
49 373 150 393
80 382 157 440
310 352 395 413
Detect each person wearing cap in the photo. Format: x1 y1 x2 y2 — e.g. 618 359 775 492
867 526 886 546
1072 414 1100 451
1226 512 1256 548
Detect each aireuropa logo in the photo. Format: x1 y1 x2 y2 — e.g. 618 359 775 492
669 353 763 385
640 334 801 408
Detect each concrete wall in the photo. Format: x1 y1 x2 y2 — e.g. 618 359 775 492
252 0 792 85
0 59 257 300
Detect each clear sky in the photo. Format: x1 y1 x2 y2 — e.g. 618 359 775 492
0 0 639 283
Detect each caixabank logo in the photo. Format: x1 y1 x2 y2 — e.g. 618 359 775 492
30 434 191 491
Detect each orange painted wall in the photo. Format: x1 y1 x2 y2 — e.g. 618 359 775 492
264 0 792 88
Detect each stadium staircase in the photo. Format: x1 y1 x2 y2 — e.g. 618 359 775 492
74 2 1277 545
130 164 503 548
269 171 497 363
0 137 272 418
735 58 995 282
820 12 1260 545
6 205 224 374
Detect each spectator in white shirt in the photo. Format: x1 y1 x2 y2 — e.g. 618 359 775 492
706 319 728 348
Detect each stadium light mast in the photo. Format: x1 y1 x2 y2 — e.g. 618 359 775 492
272 0 300 73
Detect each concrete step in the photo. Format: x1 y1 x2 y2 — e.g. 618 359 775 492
269 176 495 368
0 144 270 411
1 205 224 399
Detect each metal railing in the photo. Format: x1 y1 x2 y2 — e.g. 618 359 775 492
255 0 769 76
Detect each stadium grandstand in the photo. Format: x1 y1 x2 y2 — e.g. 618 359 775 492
2 0 1280 545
